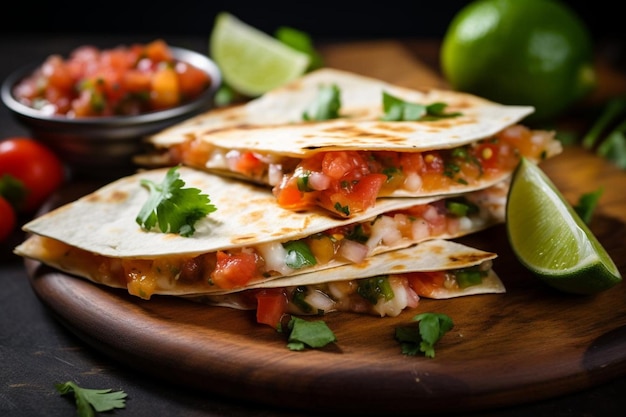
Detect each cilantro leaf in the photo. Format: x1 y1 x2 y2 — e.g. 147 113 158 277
282 316 336 351
283 241 317 269
381 91 461 121
395 312 454 358
275 26 324 71
136 166 217 237
55 381 127 417
574 187 604 224
302 84 341 121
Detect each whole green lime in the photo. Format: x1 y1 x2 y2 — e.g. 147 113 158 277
440 0 596 122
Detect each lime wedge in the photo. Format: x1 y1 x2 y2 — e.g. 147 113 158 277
210 12 311 97
506 157 621 294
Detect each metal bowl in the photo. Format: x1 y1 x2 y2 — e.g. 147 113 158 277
1 46 221 177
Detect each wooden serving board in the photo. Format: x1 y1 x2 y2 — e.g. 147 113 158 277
25 42 626 414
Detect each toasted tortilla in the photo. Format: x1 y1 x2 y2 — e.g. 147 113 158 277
138 68 561 217
15 166 507 299
148 68 534 149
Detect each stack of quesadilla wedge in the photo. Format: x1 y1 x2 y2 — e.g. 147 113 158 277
15 68 562 322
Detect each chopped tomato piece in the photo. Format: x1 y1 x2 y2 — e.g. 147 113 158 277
255 289 288 327
321 173 387 216
406 271 447 298
211 251 261 289
234 151 264 176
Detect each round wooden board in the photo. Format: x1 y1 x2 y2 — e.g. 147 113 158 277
25 147 626 415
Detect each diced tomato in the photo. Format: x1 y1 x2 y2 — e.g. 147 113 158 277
42 55 74 94
255 289 288 327
406 271 447 298
474 142 501 172
121 70 152 93
12 39 210 117
176 62 211 99
234 151 264 176
143 39 173 62
321 173 387 216
211 251 261 289
321 151 369 179
399 152 425 173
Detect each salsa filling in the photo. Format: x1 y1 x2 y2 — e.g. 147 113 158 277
196 263 496 327
28 186 505 299
166 124 557 217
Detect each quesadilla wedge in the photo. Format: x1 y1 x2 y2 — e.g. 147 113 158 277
191 239 503 322
139 68 562 218
15 166 507 300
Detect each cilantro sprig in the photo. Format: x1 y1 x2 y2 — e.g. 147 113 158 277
395 312 454 358
382 91 462 121
302 83 341 121
136 166 217 237
280 316 337 351
56 381 127 417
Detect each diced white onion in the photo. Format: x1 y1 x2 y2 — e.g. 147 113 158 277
255 242 294 275
338 239 369 263
366 215 402 250
307 172 331 190
404 172 423 191
304 290 337 313
268 164 283 186
372 277 418 317
411 219 430 241
225 150 241 171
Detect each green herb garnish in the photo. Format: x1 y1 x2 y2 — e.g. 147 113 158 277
395 312 454 358
275 26 324 71
302 84 341 121
283 240 317 269
574 187 604 224
136 166 217 237
445 197 479 217
357 275 394 305
281 316 337 351
55 381 127 417
381 92 462 121
454 267 486 288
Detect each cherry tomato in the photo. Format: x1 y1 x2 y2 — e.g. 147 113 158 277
0 137 65 212
0 197 16 242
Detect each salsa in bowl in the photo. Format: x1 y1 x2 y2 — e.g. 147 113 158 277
1 40 221 176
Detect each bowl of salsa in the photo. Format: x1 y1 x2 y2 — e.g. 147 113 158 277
1 39 221 176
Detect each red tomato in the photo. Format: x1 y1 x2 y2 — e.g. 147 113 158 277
211 250 260 289
406 271 446 298
323 173 386 216
0 197 16 242
0 138 65 212
255 289 288 327
474 142 501 172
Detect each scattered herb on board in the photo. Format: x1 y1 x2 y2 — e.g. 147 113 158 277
56 381 127 417
280 316 337 351
136 166 217 237
395 312 454 358
381 92 462 121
